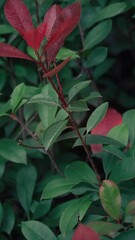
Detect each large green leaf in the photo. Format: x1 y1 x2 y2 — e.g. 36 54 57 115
84 20 112 50
64 161 98 184
107 124 129 146
86 102 108 133
21 221 57 240
123 109 135 145
109 157 135 183
68 81 91 102
85 47 108 68
59 195 92 236
0 139 26 164
16 165 37 216
99 180 121 220
88 221 122 237
42 120 68 151
42 178 79 199
113 230 135 240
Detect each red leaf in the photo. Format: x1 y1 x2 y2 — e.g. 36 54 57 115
43 57 70 78
44 4 62 40
44 2 81 66
72 224 100 240
4 0 34 35
0 43 34 61
22 22 47 50
91 108 122 153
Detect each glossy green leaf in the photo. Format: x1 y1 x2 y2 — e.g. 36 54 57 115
1 203 15 234
114 230 135 240
68 81 91 102
21 220 57 240
88 221 122 237
27 94 60 106
0 24 15 34
57 128 85 142
123 109 135 145
84 20 112 50
60 195 92 236
107 124 129 146
42 120 68 151
64 161 98 184
86 102 108 133
95 3 127 22
42 178 79 199
0 139 26 164
99 180 121 220
56 47 79 60
68 101 89 112
109 157 135 183
32 200 52 220
85 47 108 67
11 83 26 112
16 165 37 216
103 145 126 160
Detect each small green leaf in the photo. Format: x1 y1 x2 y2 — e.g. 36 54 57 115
0 157 6 178
32 200 52 220
99 180 121 220
68 81 91 102
0 139 27 164
125 201 135 216
42 120 68 150
64 161 98 184
108 124 129 146
68 101 89 112
88 221 122 237
85 47 108 67
1 203 15 234
42 178 79 199
56 47 79 60
60 195 92 236
86 102 108 133
11 83 26 112
123 109 135 145
16 165 37 216
103 145 126 160
84 20 112 50
0 24 15 34
109 157 135 183
21 220 57 240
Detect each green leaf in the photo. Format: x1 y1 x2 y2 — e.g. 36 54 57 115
0 24 15 34
11 83 26 112
68 101 89 112
99 180 121 220
0 101 11 117
16 165 37 216
103 145 126 160
57 128 85 142
68 81 91 102
56 47 79 60
1 203 15 234
95 3 127 22
42 120 68 151
84 20 112 50
125 200 135 216
0 157 6 178
0 139 27 164
123 109 135 145
32 200 52 220
21 220 57 240
60 195 92 236
85 47 108 67
88 221 122 237
27 94 60 107
114 230 135 240
42 178 79 199
107 124 129 146
86 102 108 133
109 157 135 183
64 161 98 184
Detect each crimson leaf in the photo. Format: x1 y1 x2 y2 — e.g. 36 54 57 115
72 223 100 240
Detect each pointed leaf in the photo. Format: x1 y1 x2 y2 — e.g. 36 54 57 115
17 165 37 215
60 195 92 236
44 2 81 65
1 203 15 234
4 0 34 35
42 120 68 150
68 81 91 102
85 47 108 67
44 4 62 40
72 223 100 240
64 161 98 184
108 124 129 146
123 109 135 145
99 180 121 220
0 43 34 61
44 57 70 78
68 101 89 112
11 83 26 112
21 220 57 240
87 102 108 133
109 157 135 183
42 178 79 199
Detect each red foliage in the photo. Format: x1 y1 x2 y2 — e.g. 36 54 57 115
91 108 122 153
72 223 100 240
